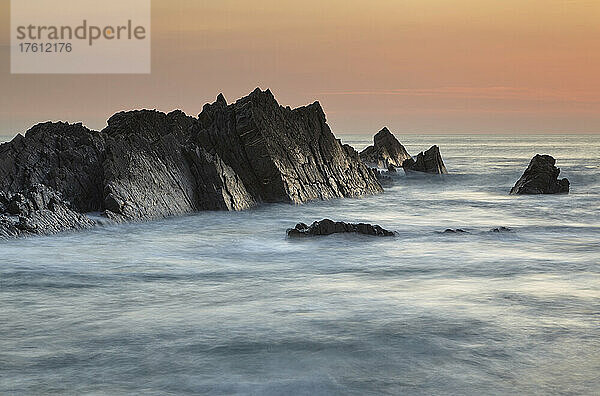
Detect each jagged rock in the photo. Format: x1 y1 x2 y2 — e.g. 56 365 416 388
0 184 94 238
510 155 569 194
287 219 395 237
100 109 256 221
0 122 106 212
0 88 383 236
360 127 411 168
403 145 448 174
193 88 382 204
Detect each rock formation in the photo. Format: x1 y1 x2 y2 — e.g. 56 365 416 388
0 122 106 212
192 89 382 205
0 184 95 238
402 145 448 174
0 88 383 237
359 127 411 168
287 219 395 237
510 155 569 194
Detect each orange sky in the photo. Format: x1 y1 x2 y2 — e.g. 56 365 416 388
1 0 599 134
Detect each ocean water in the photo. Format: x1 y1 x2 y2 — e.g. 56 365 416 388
1 134 599 395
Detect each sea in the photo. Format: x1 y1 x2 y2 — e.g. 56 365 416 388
1 134 599 395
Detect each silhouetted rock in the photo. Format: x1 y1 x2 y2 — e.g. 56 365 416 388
510 155 569 194
0 88 383 236
360 127 411 168
287 219 395 237
403 145 448 174
0 184 94 238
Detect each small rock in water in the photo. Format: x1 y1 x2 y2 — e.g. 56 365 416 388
287 219 395 237
442 228 468 234
359 127 411 168
490 227 512 233
403 145 448 174
510 154 569 194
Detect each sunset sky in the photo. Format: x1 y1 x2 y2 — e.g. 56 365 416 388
1 0 599 135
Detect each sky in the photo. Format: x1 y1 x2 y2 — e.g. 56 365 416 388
1 0 599 135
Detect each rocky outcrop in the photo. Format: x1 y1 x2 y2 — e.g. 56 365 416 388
100 109 256 221
0 122 106 212
510 155 569 194
193 89 382 204
287 219 395 237
0 88 383 237
0 184 95 238
360 127 411 168
402 145 448 174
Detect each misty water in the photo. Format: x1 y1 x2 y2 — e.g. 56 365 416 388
1 134 599 395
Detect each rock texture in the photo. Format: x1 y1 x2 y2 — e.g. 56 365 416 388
0 89 383 237
287 219 395 237
193 89 382 204
0 184 95 238
100 109 256 221
0 122 106 212
360 127 412 168
510 155 569 195
403 145 448 174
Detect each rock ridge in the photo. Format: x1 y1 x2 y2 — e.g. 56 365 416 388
0 88 383 237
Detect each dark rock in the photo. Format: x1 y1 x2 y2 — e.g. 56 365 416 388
403 145 448 174
360 127 411 168
287 219 395 237
100 109 255 221
0 122 106 212
387 164 397 173
0 184 95 238
0 88 383 236
193 88 382 204
441 228 468 234
490 227 512 233
510 155 569 194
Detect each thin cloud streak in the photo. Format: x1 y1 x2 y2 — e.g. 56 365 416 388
317 87 600 105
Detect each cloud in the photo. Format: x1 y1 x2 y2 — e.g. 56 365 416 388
317 87 600 105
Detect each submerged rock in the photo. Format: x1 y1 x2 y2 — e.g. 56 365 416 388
441 228 468 234
287 219 395 237
490 227 512 233
360 127 411 168
403 145 448 174
510 155 569 194
0 88 383 236
0 184 94 238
